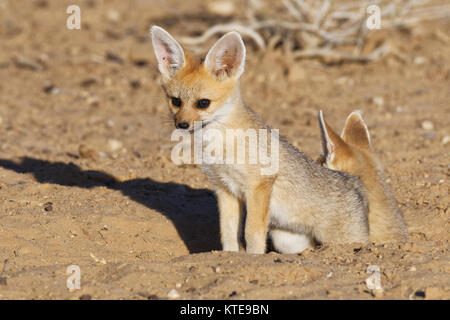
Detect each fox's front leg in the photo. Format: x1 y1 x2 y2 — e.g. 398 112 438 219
216 188 243 252
245 180 273 254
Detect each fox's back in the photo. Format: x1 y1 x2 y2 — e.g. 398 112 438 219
270 137 369 241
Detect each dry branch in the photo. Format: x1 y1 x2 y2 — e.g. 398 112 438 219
179 0 450 64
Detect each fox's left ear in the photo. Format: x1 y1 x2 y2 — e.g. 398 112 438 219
204 32 246 80
318 110 350 166
341 111 371 150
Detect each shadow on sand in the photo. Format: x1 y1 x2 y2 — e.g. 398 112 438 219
0 157 220 253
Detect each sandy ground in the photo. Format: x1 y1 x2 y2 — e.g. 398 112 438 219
0 0 449 299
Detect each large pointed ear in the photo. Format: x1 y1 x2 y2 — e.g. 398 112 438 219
341 110 371 150
318 110 350 165
150 26 185 79
204 31 246 80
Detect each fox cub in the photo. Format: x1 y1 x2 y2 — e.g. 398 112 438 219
317 110 408 242
151 26 369 254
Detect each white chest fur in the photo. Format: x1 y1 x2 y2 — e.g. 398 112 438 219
202 163 247 200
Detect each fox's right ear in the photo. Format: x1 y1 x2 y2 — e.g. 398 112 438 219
318 110 349 165
204 31 246 80
341 110 371 150
150 26 185 79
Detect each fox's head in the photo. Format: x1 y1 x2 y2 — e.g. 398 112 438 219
317 110 377 176
150 26 246 132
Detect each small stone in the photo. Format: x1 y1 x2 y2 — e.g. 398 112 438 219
133 59 149 67
175 282 182 288
107 139 123 152
421 120 434 131
106 10 120 22
130 80 141 89
105 51 124 64
86 96 99 107
229 291 237 297
413 56 426 65
43 83 57 94
79 144 98 159
441 136 450 145
14 55 44 71
372 96 384 107
207 0 235 17
44 202 53 212
167 289 180 299
365 265 383 292
80 78 97 88
79 294 92 300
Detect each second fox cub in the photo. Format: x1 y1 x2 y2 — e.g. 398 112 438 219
318 111 408 242
151 26 370 254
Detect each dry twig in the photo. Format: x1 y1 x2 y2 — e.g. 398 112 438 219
180 0 450 63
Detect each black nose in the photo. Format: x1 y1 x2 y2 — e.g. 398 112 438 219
176 122 189 129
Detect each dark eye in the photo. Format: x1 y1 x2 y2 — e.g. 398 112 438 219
196 99 211 109
171 97 182 107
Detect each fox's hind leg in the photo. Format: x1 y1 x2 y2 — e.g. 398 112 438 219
269 229 314 254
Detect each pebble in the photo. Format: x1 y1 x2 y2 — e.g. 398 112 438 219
79 144 99 159
441 136 450 145
335 77 354 86
207 0 235 16
365 265 383 292
43 202 53 212
106 10 121 22
130 80 141 89
372 96 384 107
87 96 99 107
13 55 44 71
413 56 426 65
167 289 180 299
80 78 98 88
421 120 434 131
106 51 124 65
107 139 123 152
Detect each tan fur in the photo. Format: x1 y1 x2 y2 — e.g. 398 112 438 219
152 26 370 254
318 111 408 243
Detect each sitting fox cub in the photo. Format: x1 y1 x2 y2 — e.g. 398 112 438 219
151 26 370 254
317 111 408 242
